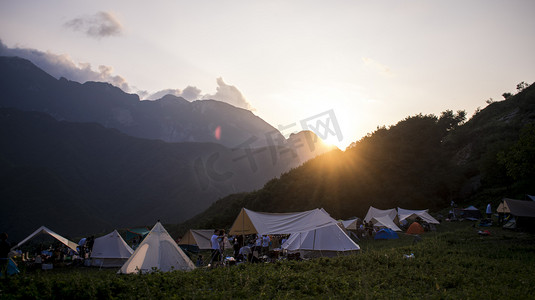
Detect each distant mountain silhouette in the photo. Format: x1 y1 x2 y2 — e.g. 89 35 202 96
0 56 337 241
0 108 335 241
0 56 284 148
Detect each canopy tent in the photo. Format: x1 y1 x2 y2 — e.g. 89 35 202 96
397 208 440 224
497 198 535 217
125 228 150 241
90 230 133 267
406 222 424 235
178 229 232 250
281 224 360 258
364 207 398 223
497 199 535 230
118 222 195 274
370 215 402 231
340 218 360 230
374 228 399 240
11 226 78 252
228 208 339 236
454 206 482 220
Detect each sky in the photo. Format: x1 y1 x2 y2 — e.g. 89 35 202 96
1 0 534 149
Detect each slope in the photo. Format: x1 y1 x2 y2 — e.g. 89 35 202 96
176 83 535 233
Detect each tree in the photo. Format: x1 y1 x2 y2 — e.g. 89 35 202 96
497 123 535 180
502 92 513 100
516 81 529 93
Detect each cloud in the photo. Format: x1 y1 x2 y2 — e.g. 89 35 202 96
203 77 254 110
362 57 393 77
146 86 202 101
0 41 254 111
0 40 131 91
64 11 122 39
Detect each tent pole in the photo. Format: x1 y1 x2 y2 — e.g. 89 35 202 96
241 208 245 248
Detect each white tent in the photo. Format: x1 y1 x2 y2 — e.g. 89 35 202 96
364 207 398 223
370 215 402 231
340 218 359 230
90 230 133 267
178 229 232 250
397 208 440 224
282 224 360 258
118 222 195 274
229 208 339 236
11 226 78 252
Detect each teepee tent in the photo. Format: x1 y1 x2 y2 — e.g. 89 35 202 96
11 226 78 252
397 208 439 224
178 229 232 250
118 222 195 274
229 208 339 236
282 224 360 258
370 215 402 231
364 207 398 223
90 230 133 267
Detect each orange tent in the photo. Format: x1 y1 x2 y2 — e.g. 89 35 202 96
406 222 424 235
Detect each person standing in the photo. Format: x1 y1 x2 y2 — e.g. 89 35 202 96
262 235 270 256
0 233 10 278
486 203 492 220
210 230 221 265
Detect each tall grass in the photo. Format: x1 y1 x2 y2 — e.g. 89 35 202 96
1 222 534 299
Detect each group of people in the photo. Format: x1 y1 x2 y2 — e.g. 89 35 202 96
207 231 289 266
357 221 376 239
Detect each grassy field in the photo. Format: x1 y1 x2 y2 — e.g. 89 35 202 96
1 222 534 299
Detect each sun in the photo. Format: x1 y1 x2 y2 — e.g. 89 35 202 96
319 134 345 150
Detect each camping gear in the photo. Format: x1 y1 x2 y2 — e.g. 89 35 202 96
118 222 195 274
374 228 399 240
0 258 19 277
11 226 78 252
282 224 360 258
229 208 339 236
406 222 424 234
90 230 133 267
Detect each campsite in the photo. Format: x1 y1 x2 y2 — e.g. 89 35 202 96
1 221 534 298
2 204 535 299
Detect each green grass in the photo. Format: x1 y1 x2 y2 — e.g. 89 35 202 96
2 222 535 299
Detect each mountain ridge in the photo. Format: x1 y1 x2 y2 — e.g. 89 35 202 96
0 55 284 148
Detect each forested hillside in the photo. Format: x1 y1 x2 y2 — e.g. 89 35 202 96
174 83 535 234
